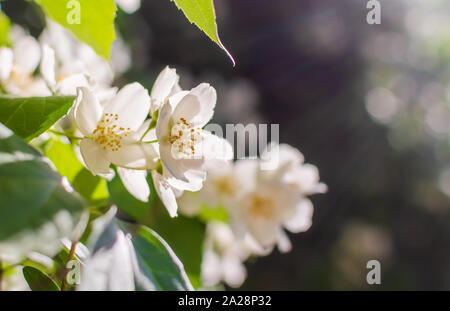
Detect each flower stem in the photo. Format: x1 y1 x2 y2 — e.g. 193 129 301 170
48 130 84 140
60 240 77 291
143 139 158 144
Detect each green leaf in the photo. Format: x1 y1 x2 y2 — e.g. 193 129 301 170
135 175 206 288
72 169 109 206
0 123 85 257
171 0 235 65
34 0 117 59
23 266 60 291
107 172 154 222
130 224 193 291
0 96 75 142
80 209 192 290
0 11 11 47
198 204 228 223
149 214 205 289
45 139 83 183
45 139 109 205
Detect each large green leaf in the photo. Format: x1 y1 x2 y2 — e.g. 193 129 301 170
0 96 75 142
23 266 60 291
45 139 83 183
130 224 193 290
0 11 11 47
0 123 85 258
171 0 234 65
34 0 117 59
72 169 109 206
107 171 154 222
45 139 109 206
142 176 205 288
108 173 204 288
149 213 205 289
79 209 192 291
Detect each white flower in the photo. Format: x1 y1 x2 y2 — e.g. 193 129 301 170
150 66 180 114
40 44 90 95
40 20 114 88
200 160 251 208
152 169 183 218
201 222 265 288
73 83 159 202
0 30 49 96
153 83 233 216
227 143 327 253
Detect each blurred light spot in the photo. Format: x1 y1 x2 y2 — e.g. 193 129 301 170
425 103 450 136
439 168 450 197
365 87 399 123
418 82 444 109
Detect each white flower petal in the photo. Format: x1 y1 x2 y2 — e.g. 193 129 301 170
103 82 150 131
56 73 90 96
117 167 150 202
222 256 247 288
0 47 13 81
150 66 179 103
74 87 103 136
155 100 172 140
95 87 118 103
40 44 56 90
80 139 111 175
234 159 259 192
105 138 159 170
277 143 304 166
159 139 206 190
287 164 327 194
201 249 222 288
172 83 216 128
152 171 178 217
200 132 233 161
13 36 41 75
284 199 313 233
276 229 292 253
166 167 206 192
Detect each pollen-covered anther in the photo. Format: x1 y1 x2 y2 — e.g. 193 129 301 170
169 118 201 158
92 113 130 152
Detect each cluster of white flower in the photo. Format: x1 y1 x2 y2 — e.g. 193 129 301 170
0 16 326 290
0 20 233 219
74 66 233 218
178 143 327 288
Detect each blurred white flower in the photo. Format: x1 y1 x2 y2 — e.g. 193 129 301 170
228 143 326 252
201 222 265 288
73 83 159 202
40 44 90 95
40 20 114 89
0 30 50 96
199 161 242 208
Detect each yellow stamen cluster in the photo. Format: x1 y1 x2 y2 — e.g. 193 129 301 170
249 195 275 219
169 117 201 158
214 175 238 197
93 113 130 152
9 65 33 88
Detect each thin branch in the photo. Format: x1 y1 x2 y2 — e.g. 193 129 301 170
48 130 84 140
60 240 78 291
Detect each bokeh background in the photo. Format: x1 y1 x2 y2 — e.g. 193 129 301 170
5 0 450 290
